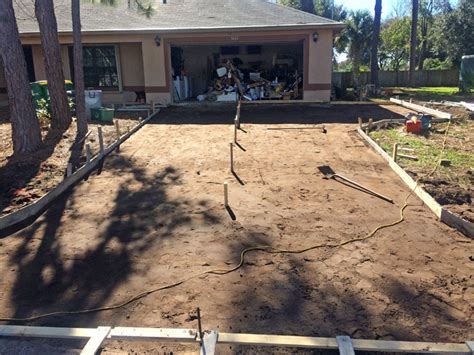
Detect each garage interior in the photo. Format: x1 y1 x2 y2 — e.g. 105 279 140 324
170 42 304 103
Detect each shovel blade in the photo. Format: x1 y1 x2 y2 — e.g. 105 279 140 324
318 165 336 178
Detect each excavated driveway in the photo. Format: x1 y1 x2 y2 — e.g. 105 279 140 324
0 104 472 354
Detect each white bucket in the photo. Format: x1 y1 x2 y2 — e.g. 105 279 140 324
84 90 103 119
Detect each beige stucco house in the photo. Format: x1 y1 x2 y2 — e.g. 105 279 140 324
1 0 344 104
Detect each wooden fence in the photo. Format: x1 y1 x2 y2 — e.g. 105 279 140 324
333 69 459 88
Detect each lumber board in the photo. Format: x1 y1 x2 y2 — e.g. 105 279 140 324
358 128 474 239
110 327 197 342
336 336 355 355
390 98 452 119
0 326 471 353
81 327 111 355
0 110 160 231
460 102 474 112
0 325 96 339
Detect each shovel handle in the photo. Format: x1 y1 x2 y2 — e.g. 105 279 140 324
334 174 394 203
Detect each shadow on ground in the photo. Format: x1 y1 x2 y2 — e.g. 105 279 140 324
6 154 220 326
152 104 406 125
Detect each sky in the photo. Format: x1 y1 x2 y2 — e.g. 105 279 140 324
338 0 397 18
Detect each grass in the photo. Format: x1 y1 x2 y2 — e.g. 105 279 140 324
385 86 474 102
370 123 474 189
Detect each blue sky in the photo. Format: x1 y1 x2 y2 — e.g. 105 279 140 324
338 0 398 18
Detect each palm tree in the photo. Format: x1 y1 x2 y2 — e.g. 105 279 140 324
408 0 419 86
371 0 382 89
0 0 42 154
35 0 72 131
72 0 88 138
337 10 374 88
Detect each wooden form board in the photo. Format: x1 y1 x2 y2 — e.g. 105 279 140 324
358 128 474 238
390 98 452 119
0 110 160 232
1 326 471 354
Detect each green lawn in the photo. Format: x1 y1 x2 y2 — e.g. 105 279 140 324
369 122 474 189
385 87 474 101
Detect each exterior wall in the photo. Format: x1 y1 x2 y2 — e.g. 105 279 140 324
305 29 333 101
19 28 337 104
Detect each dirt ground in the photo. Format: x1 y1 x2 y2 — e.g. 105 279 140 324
0 104 472 354
0 115 139 216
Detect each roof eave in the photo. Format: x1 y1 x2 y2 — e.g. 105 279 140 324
19 23 346 37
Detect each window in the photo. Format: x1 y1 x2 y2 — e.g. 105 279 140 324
81 46 119 89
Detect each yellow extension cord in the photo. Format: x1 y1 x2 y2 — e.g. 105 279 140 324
0 120 452 323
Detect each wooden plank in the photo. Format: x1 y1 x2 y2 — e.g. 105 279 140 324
218 333 338 349
0 325 96 339
218 332 470 353
200 331 218 355
390 98 452 119
336 336 355 355
81 327 111 355
109 327 197 343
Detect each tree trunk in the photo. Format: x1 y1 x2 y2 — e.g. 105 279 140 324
352 47 362 89
0 0 42 155
72 0 88 137
371 0 382 89
418 17 428 70
35 0 72 131
408 0 419 87
300 0 315 14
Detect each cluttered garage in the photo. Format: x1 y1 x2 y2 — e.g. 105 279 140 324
170 42 304 103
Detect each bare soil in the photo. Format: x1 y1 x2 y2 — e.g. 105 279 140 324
0 115 139 216
0 104 472 354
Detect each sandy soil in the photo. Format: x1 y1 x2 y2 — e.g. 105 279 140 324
0 116 139 216
0 104 472 354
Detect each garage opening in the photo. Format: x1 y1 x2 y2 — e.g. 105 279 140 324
171 42 304 103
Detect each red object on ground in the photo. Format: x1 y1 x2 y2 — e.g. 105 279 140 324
406 117 422 133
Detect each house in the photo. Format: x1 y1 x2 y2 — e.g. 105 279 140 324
0 0 344 104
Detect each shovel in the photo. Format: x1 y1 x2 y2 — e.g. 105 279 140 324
318 165 394 204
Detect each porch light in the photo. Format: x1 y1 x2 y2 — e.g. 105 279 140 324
154 35 161 47
312 32 319 43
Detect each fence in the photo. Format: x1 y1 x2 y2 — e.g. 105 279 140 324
333 69 459 88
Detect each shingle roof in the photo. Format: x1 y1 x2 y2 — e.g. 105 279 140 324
14 0 344 34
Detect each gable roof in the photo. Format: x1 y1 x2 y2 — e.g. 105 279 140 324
14 0 345 35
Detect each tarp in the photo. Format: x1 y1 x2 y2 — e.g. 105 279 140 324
460 55 474 90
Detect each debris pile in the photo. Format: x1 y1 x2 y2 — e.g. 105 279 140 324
197 60 302 102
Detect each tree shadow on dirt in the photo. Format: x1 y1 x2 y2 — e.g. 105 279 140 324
151 104 406 125
0 129 64 215
224 230 471 353
6 153 220 326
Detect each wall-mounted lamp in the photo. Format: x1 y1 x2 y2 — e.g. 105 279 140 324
312 32 319 43
154 35 161 47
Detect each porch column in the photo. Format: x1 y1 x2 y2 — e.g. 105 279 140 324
141 35 172 104
304 29 333 101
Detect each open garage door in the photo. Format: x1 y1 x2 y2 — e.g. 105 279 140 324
171 41 304 103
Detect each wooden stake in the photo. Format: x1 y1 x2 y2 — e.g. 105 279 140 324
392 143 399 162
234 119 237 143
98 126 104 155
114 119 121 139
114 120 121 152
230 142 234 172
66 163 72 177
151 100 155 113
366 118 374 134
86 143 91 163
357 117 363 128
224 182 229 207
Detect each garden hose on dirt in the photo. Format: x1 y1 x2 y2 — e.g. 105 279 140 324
0 121 452 323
